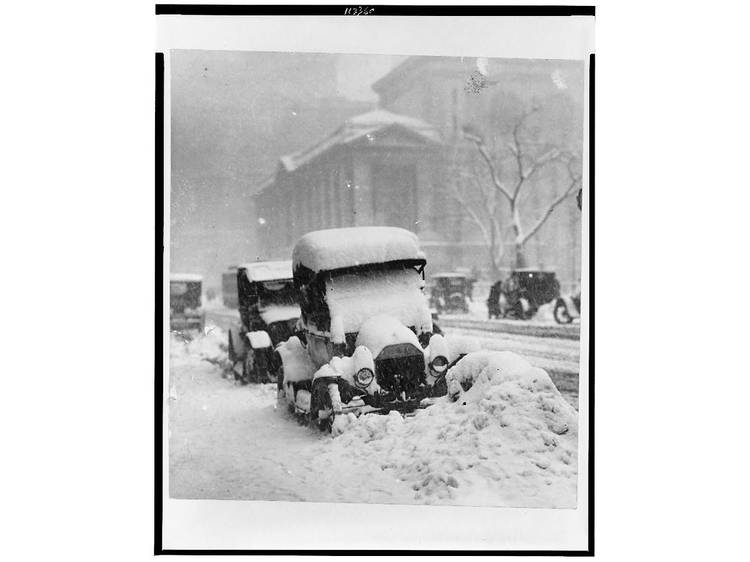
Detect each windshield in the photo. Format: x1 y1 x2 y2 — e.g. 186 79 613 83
256 279 297 309
325 266 430 335
170 281 202 309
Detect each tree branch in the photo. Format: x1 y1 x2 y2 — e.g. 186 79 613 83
463 133 513 202
449 186 491 245
519 174 581 245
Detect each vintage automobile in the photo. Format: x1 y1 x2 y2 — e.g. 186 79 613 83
487 269 561 320
221 267 239 309
429 272 471 314
169 273 205 332
227 261 300 383
275 226 453 429
554 290 581 324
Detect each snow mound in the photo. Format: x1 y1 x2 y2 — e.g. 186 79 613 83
444 334 481 363
170 325 227 365
326 351 578 507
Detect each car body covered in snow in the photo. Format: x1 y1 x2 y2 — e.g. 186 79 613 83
276 226 453 427
227 261 300 383
429 272 471 314
169 273 205 332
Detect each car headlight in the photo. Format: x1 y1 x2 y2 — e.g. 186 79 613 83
354 367 374 388
430 356 449 375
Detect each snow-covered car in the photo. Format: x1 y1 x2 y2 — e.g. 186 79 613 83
275 226 453 429
169 273 205 332
227 261 300 383
487 269 561 320
429 272 471 314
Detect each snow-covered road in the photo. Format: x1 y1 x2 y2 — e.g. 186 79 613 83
205 308 579 409
168 325 579 507
441 327 579 410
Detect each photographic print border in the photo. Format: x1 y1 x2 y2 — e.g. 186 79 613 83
155 5 594 555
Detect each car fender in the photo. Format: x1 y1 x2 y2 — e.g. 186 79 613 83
560 295 580 318
245 330 272 349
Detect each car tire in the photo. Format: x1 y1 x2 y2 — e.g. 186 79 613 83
554 300 573 324
228 330 236 363
242 350 255 384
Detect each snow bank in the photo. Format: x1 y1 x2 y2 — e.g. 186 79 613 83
444 334 481 363
326 268 432 335
293 226 424 272
326 351 578 507
170 325 227 366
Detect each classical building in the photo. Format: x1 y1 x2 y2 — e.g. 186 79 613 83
255 109 449 260
255 56 584 288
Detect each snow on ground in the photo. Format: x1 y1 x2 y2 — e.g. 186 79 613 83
169 325 578 507
169 326 417 504
449 296 569 325
329 351 577 507
443 326 580 410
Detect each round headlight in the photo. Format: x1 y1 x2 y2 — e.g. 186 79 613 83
430 356 449 375
354 367 374 388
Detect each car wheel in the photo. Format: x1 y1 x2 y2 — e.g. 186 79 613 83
554 301 573 324
228 330 236 363
242 350 255 384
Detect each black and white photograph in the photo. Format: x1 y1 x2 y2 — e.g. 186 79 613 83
11 2 750 560
158 7 593 552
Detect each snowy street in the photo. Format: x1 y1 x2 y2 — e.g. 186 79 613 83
441 327 579 410
205 307 580 409
169 320 579 507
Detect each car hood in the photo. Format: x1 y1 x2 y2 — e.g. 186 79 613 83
355 314 422 358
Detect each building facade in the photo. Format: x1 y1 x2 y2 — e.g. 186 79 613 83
255 56 584 288
255 110 447 260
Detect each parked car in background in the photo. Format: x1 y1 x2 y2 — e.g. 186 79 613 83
227 261 300 383
276 226 452 429
169 273 205 332
429 272 471 314
487 269 561 320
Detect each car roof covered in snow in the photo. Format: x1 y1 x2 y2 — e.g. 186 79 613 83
238 260 294 282
170 273 203 282
292 227 425 273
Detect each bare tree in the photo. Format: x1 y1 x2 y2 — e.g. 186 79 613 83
448 148 506 276
457 106 582 269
